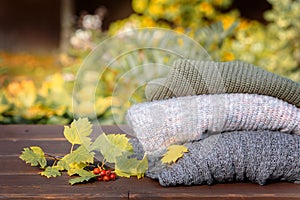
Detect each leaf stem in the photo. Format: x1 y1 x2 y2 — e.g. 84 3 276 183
44 153 62 161
70 144 74 153
52 160 57 167
101 158 106 169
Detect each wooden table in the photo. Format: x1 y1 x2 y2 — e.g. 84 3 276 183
1 125 300 199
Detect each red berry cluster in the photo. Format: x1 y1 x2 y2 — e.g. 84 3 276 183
93 167 117 181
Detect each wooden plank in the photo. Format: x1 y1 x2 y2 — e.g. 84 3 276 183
0 140 70 155
128 179 300 200
0 174 129 199
0 125 64 139
0 125 133 156
0 155 41 174
2 172 300 200
0 125 132 139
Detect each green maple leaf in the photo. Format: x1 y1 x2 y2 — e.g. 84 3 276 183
92 133 133 163
64 146 94 164
58 146 94 171
67 163 90 176
19 146 47 168
68 169 96 185
56 159 69 171
69 176 94 185
40 166 63 178
161 145 188 164
64 118 92 146
115 154 148 179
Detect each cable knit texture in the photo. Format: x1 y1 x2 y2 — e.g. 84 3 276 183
126 93 300 155
144 131 300 186
145 59 300 107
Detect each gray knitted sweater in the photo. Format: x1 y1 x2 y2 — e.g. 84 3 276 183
130 131 300 186
145 59 300 107
126 93 300 155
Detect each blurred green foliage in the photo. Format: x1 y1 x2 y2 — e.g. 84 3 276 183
111 0 300 80
1 0 300 124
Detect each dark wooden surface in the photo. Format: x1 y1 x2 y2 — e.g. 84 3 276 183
1 125 300 199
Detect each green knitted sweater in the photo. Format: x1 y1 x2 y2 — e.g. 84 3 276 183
145 59 300 107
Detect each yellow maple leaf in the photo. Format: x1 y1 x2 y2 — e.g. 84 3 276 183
161 145 188 164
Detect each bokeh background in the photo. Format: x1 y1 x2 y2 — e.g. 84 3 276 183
0 0 299 124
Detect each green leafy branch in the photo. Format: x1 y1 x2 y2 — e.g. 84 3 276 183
19 117 148 185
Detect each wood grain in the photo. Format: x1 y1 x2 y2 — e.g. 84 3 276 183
1 125 300 200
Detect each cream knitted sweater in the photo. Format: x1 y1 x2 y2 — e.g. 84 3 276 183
126 93 300 155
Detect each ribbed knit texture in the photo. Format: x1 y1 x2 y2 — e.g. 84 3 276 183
126 93 300 155
143 131 300 186
145 59 300 107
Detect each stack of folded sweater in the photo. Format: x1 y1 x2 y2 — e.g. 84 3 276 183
126 59 300 186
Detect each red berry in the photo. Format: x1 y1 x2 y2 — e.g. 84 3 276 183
106 170 111 176
97 176 103 181
100 170 106 176
110 173 117 180
103 175 110 181
93 167 101 175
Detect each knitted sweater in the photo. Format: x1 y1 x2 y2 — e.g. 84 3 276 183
145 59 300 107
126 93 300 155
140 131 300 186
